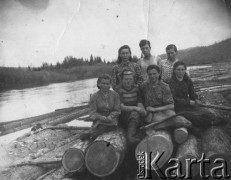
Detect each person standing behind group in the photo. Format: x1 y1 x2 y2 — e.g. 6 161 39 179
159 44 179 84
138 40 161 82
112 45 143 91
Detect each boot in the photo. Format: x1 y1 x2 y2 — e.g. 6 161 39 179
127 121 140 144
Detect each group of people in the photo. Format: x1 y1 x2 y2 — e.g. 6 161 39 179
80 40 215 143
79 39 217 179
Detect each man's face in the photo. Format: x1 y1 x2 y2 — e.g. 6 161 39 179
140 44 151 57
122 74 134 88
166 48 177 61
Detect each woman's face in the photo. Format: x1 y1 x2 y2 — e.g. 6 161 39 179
147 68 160 83
174 65 186 79
98 79 111 92
120 48 130 63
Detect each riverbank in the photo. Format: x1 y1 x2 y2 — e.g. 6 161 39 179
0 64 112 92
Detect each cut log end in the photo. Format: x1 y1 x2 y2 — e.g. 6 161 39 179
174 127 188 144
85 141 120 177
62 148 85 173
135 131 173 169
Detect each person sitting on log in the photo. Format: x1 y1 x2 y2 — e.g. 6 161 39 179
141 64 176 124
80 74 121 141
111 45 143 91
117 70 146 144
169 61 216 130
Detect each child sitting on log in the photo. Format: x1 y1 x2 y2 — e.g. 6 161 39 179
117 70 146 144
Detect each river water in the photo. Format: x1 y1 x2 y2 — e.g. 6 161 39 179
0 78 98 122
0 65 213 123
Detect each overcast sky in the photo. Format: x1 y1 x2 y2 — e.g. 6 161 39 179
0 0 231 67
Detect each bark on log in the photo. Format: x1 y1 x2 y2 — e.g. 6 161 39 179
202 126 231 175
62 140 90 173
85 129 127 177
174 134 201 178
173 127 188 144
135 130 173 170
0 128 86 180
0 108 89 136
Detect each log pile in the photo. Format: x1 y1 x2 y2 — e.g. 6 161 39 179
0 124 89 180
0 105 89 136
85 129 127 177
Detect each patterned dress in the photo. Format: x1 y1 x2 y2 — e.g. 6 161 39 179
159 59 178 84
141 80 174 108
111 61 143 91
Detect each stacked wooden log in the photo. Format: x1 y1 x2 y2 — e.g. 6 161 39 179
85 129 127 177
0 124 89 180
0 105 89 136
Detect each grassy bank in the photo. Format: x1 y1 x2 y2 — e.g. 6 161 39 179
0 64 113 91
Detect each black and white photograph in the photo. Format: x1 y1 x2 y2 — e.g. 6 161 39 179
0 0 231 179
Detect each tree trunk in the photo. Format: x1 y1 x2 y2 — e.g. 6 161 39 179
85 129 127 177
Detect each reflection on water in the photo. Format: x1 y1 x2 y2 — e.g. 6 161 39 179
0 78 98 122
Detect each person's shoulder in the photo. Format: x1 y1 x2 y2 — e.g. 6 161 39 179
130 61 139 66
140 81 149 89
110 89 120 97
112 63 119 69
90 91 100 100
158 58 167 66
159 80 170 89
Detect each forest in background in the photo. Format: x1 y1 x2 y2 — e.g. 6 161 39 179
0 38 230 91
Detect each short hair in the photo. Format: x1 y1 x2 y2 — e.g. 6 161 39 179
147 64 160 74
97 74 111 89
173 61 187 71
139 40 151 48
121 70 134 79
172 61 189 80
117 45 132 64
147 65 161 80
166 44 177 52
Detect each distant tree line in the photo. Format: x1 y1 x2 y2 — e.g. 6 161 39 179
28 54 113 71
